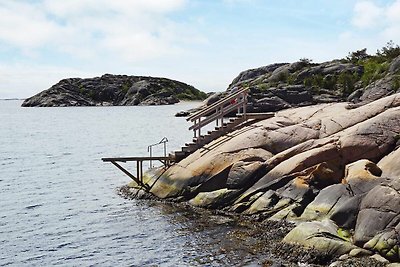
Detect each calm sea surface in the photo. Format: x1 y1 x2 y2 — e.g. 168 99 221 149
0 100 266 267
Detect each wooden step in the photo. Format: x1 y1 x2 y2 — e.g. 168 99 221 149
185 142 196 147
193 135 205 143
182 143 198 152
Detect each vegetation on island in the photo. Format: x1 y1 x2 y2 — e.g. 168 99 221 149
228 41 400 107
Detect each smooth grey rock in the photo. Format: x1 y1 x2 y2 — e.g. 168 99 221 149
389 55 400 73
354 181 400 245
348 248 373 257
283 219 357 255
370 254 389 263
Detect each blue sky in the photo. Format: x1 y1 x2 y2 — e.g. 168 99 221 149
0 0 399 98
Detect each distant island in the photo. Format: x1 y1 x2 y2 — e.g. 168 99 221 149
21 74 207 107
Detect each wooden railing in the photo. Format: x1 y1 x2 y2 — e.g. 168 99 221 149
187 88 249 138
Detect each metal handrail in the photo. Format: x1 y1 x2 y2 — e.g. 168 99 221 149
147 137 168 168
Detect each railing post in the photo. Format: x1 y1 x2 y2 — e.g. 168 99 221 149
149 147 153 168
243 92 247 119
137 161 140 183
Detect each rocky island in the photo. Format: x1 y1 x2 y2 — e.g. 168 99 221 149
21 74 207 107
123 44 400 265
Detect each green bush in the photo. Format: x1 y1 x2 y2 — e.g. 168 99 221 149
338 72 359 96
346 48 370 63
392 75 400 91
287 74 296 85
176 86 207 100
360 59 389 86
303 74 324 89
299 58 313 65
377 40 400 61
277 71 289 82
322 75 337 90
258 83 269 91
78 84 85 95
121 81 132 93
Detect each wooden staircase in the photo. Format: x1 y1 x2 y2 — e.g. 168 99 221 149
171 88 274 162
102 88 274 189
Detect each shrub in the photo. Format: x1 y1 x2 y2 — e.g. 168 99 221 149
346 48 370 63
258 83 269 91
360 59 389 86
338 72 359 96
299 58 313 65
392 75 400 91
377 40 400 61
303 74 324 89
121 81 132 94
287 74 296 85
322 75 337 90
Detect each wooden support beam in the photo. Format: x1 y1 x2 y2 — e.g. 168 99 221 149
110 161 149 190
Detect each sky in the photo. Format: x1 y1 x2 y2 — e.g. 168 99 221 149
0 0 399 98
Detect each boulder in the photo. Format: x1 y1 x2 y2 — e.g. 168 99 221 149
353 76 397 105
389 55 400 74
226 161 265 189
343 159 382 183
238 162 340 220
354 179 400 246
188 188 239 208
228 63 288 88
364 230 400 261
378 147 400 178
283 220 357 255
300 184 351 221
300 160 388 223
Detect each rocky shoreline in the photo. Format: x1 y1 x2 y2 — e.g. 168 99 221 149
121 51 400 265
119 185 388 266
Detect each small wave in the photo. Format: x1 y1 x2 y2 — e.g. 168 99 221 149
25 204 43 210
56 242 72 249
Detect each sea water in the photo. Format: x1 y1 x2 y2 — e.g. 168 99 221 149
0 100 266 266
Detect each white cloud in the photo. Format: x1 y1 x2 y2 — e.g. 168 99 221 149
386 0 400 22
383 0 400 43
349 0 400 49
352 1 384 29
0 0 199 62
0 2 59 49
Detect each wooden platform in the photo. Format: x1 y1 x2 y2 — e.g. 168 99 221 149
102 156 171 163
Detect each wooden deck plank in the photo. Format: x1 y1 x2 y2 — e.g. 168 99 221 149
102 156 170 162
